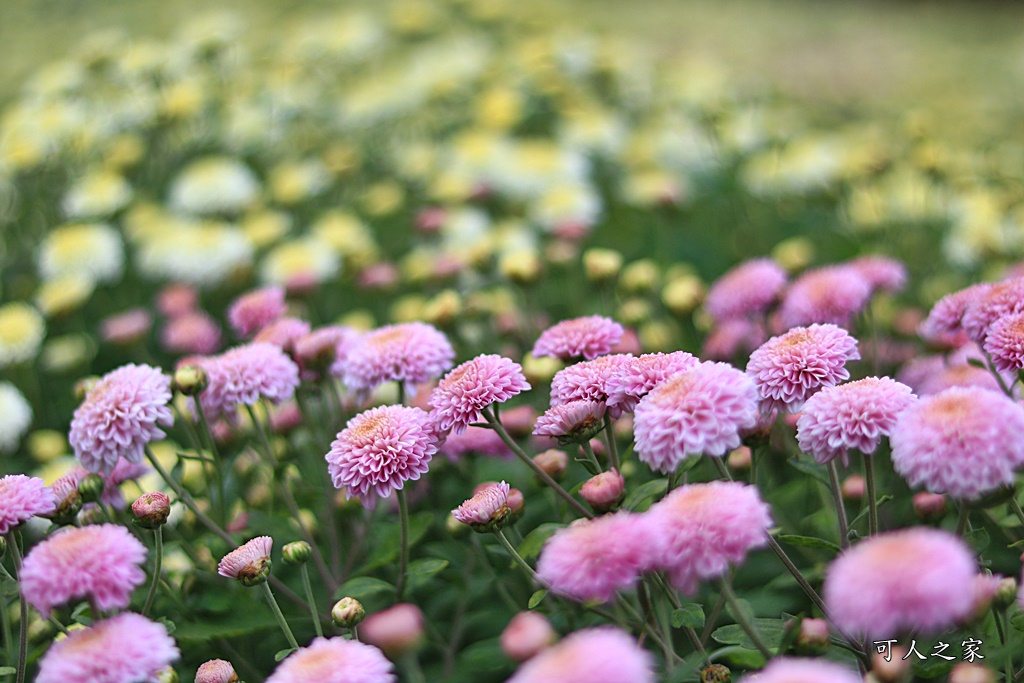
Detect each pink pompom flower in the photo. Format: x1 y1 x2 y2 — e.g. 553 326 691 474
702 318 769 361
342 322 455 396
430 355 531 434
704 258 787 322
550 354 633 411
326 405 437 509
266 637 395 683
160 311 223 355
777 265 873 330
99 308 153 345
984 312 1024 373
645 481 772 594
918 282 991 347
796 377 916 465
848 255 907 294
751 658 863 683
35 613 179 683
532 315 625 361
195 342 301 420
961 276 1024 343
20 524 147 617
253 316 312 351
69 364 173 476
439 426 513 460
359 603 425 658
507 627 654 683
501 611 557 662
533 400 607 445
746 323 860 413
218 536 273 587
228 285 287 338
294 325 363 380
452 481 511 530
605 351 700 415
195 659 239 683
890 386 1024 500
823 528 977 639
633 362 759 474
0 474 56 535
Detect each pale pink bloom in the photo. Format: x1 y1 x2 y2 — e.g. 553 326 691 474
848 255 907 294
357 262 400 290
439 426 512 460
746 323 860 413
501 405 539 438
962 277 1024 343
196 659 238 683
824 528 977 638
326 405 436 509
218 536 273 585
156 283 198 317
416 206 446 233
266 637 394 683
532 315 625 361
359 603 425 658
160 311 223 355
532 400 607 442
69 364 173 476
551 354 633 412
501 611 557 662
253 316 312 351
35 613 179 683
71 459 149 510
294 325 363 380
269 402 303 434
704 258 787 322
918 282 991 347
606 352 698 414
99 308 152 345
984 312 1024 373
701 318 768 361
777 265 873 330
898 350 1004 397
750 658 862 683
890 386 1024 499
633 363 759 474
796 377 916 465
196 342 301 420
611 328 643 355
580 469 625 512
536 512 657 603
507 627 654 683
430 355 531 434
342 322 455 396
452 481 510 526
228 286 287 338
0 474 56 534
20 524 147 617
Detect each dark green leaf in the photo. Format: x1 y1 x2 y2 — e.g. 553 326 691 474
777 534 841 553
575 457 601 476
362 512 433 570
964 527 990 554
712 618 788 650
0 666 15 676
333 576 396 601
408 558 449 576
671 604 705 629
787 456 829 487
518 524 564 561
157 617 176 634
623 479 668 512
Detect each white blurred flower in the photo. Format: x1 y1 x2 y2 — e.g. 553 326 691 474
0 303 45 367
0 383 32 453
62 170 133 218
260 236 340 286
168 156 260 215
39 222 123 283
137 221 254 287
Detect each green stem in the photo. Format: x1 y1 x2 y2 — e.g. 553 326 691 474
956 501 971 537
0 572 10 672
8 534 25 683
863 455 878 536
260 581 299 650
603 414 620 471
397 381 406 406
494 529 541 585
401 653 426 683
717 576 772 659
1010 496 1024 529
396 488 410 600
580 440 602 473
301 564 324 638
995 609 1011 683
826 462 850 548
194 401 227 526
142 527 163 616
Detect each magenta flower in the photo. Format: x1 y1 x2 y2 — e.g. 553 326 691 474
0 474 55 535
20 524 147 617
196 342 301 420
704 258 787 322
646 481 772 594
848 255 907 294
266 637 395 683
342 322 455 396
326 405 437 509
228 285 287 338
507 627 654 683
500 611 557 662
633 362 758 474
160 311 223 355
551 354 633 410
746 323 860 413
452 481 510 527
984 312 1024 373
69 364 173 476
823 528 977 638
605 351 699 415
532 315 625 361
430 355 530 434
918 282 991 347
533 400 607 443
196 660 239 683
35 613 179 683
752 658 862 683
796 377 916 465
890 386 1024 500
776 265 873 330
218 536 273 586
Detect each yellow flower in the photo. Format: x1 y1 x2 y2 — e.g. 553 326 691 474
241 210 292 248
260 237 340 286
39 223 123 283
0 302 45 365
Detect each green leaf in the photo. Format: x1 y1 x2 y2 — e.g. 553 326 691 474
362 512 433 570
174 605 278 641
964 527 990 554
275 648 297 662
576 457 601 476
712 618 788 650
1008 538 1024 549
408 558 449 576
528 589 547 609
671 604 705 630
0 667 15 676
518 524 564 561
333 576 396 601
777 534 841 553
157 617 176 634
787 456 829 487
623 479 668 512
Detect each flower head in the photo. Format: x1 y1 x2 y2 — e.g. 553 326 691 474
507 627 654 683
919 282 991 347
360 603 425 658
796 377 916 465
196 659 239 683
342 322 454 396
452 481 511 530
550 354 632 411
266 637 394 683
20 524 147 617
984 312 1024 373
0 302 45 367
228 286 287 338
0 382 32 453
633 362 758 474
890 386 1024 500
746 323 860 413
326 405 437 509
777 265 873 330
704 258 787 322
294 325 363 380
0 475 55 535
69 364 173 476
218 536 273 586
533 400 607 445
253 317 312 351
501 611 557 662
750 658 862 683
35 613 179 683
160 311 223 355
532 315 624 361
605 351 699 415
849 255 907 294
962 277 1024 343
702 318 769 362
196 343 300 420
430 355 530 434
646 481 772 594
439 426 513 460
99 309 152 345
823 528 977 638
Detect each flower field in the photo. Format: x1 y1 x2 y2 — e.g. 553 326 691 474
3 1 1024 681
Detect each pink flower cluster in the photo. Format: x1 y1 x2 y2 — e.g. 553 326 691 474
342 322 454 395
193 342 301 420
430 354 530 433
532 315 624 361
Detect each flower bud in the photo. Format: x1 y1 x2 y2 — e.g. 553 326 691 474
282 541 311 566
994 576 1018 609
195 659 239 683
500 612 556 662
793 617 829 655
0 536 7 558
620 259 659 294
132 492 171 529
727 446 752 471
872 645 910 683
453 482 511 533
506 488 525 517
700 664 731 683
74 376 99 402
173 365 208 396
580 469 625 513
332 597 366 628
949 663 996 683
155 666 179 683
77 473 106 504
840 474 865 502
583 248 623 282
46 474 82 525
912 492 946 522
360 603 425 658
533 449 568 481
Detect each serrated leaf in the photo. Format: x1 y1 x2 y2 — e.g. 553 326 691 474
518 524 564 561
777 534 841 553
671 604 705 629
275 647 297 662
333 576 396 601
528 589 547 609
623 479 668 512
787 456 829 487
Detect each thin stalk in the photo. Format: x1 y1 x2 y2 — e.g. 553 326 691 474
0 572 10 671
397 381 406 406
617 595 679 664
995 609 1011 683
194 400 227 526
647 575 708 665
142 527 163 616
603 414 620 471
401 654 426 683
637 584 675 669
711 455 733 481
494 529 540 585
1010 496 1024 530
396 488 410 600
260 581 299 650
8 534 26 683
956 501 971 537
300 564 324 638
717 576 772 659
826 462 850 548
863 455 879 536
580 440 602 472
765 536 827 614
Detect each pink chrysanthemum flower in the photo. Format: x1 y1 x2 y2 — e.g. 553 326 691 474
823 528 977 638
72 459 150 510
430 355 531 434
218 536 273 586
266 637 395 683
645 482 772 594
160 311 223 355
551 354 633 411
439 426 513 460
750 658 862 683
326 405 437 509
228 286 287 338
702 318 768 361
848 255 907 294
99 308 153 345
962 277 1024 343
507 627 654 683
253 316 312 352
796 377 916 465
984 312 1024 373
704 258 787 322
0 474 55 534
20 524 147 617
342 322 455 396
633 363 759 474
196 659 239 683
890 386 1024 499
532 315 625 361
918 282 992 347
746 323 860 413
294 325 363 380
156 283 198 317
69 364 173 476
197 342 301 420
452 481 510 527
35 612 179 683
532 400 607 443
605 351 700 415
776 265 873 330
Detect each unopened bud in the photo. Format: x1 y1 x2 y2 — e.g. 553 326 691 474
46 474 82 525
507 488 525 517
949 663 996 683
282 541 311 566
332 597 366 628
580 469 625 513
74 376 99 402
727 446 752 471
132 492 171 529
500 611 556 662
583 248 623 282
994 576 1018 609
913 492 946 522
77 474 106 504
533 449 568 481
360 603 425 658
195 659 238 683
841 474 865 502
793 617 829 655
701 664 731 683
173 365 208 396
872 645 910 683
454 482 512 533
155 666 178 683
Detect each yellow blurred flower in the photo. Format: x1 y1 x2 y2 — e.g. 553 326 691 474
260 237 340 286
39 222 123 283
0 302 45 365
62 170 132 218
35 274 95 318
241 210 292 248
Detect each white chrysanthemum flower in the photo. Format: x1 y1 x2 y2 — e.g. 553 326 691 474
310 210 379 264
0 303 45 367
168 156 260 215
35 274 95 318
530 182 602 232
0 383 32 453
62 170 133 218
137 222 254 287
38 223 123 283
260 237 341 286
